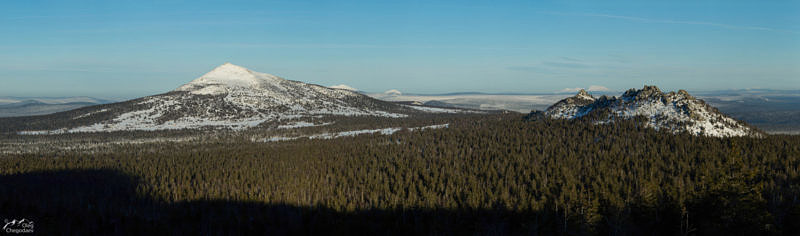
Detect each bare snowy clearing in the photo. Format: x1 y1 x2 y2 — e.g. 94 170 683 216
256 124 450 142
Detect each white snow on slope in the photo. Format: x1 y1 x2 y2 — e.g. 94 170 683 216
258 124 450 142
309 127 403 139
329 84 358 91
410 124 449 130
175 63 281 95
18 63 410 134
72 109 109 119
384 89 402 96
277 121 334 129
611 95 750 137
544 86 756 137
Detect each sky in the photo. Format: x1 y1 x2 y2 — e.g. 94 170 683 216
1 0 798 99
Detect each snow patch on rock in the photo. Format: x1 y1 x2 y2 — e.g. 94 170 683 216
543 86 758 137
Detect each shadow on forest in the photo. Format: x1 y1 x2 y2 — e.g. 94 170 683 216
0 169 798 235
0 169 555 235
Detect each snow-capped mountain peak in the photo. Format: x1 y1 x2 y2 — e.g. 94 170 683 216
175 63 285 95
20 63 418 133
384 89 402 96
329 84 358 91
542 85 761 137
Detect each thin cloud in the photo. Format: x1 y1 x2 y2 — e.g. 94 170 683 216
558 87 585 93
543 12 799 34
558 85 610 93
588 85 610 92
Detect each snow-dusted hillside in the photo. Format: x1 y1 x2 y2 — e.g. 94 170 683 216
542 86 761 137
17 63 435 134
328 84 358 92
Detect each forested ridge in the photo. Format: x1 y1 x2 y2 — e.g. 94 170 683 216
1 114 799 235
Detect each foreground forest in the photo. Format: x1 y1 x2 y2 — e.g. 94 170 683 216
1 114 799 235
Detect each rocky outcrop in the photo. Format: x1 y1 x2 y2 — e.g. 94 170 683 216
541 86 761 137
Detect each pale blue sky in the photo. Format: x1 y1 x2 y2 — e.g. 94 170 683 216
1 0 798 99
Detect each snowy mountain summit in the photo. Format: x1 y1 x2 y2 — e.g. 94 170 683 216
175 62 278 95
543 86 760 137
22 63 413 133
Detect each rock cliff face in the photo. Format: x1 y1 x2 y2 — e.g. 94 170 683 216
542 86 761 137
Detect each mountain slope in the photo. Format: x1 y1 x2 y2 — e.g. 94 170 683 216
540 86 761 137
6 63 429 134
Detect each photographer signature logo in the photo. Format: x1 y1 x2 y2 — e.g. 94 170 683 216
2 219 34 234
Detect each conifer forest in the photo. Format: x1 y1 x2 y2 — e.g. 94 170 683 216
2 114 798 235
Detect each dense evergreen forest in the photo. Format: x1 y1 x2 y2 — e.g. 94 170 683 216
1 114 799 235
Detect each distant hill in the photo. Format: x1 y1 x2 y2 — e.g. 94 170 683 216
1 63 468 134
366 87 798 135
0 97 114 117
696 89 800 134
537 86 762 137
